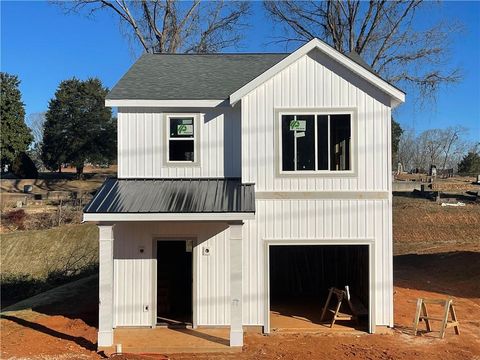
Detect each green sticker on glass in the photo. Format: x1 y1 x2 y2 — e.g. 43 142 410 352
177 124 193 135
289 120 306 131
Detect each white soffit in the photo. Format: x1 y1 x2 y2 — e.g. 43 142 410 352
229 38 406 107
105 99 225 107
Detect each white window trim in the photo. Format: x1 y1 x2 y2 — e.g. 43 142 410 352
275 108 357 177
164 113 201 167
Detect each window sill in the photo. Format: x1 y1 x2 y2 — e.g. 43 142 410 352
165 161 201 168
277 170 357 178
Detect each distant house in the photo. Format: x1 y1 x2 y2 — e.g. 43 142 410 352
84 38 405 350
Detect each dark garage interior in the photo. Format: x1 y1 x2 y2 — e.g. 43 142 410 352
269 245 369 330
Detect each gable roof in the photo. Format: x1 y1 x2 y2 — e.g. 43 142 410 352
106 53 288 102
230 38 405 107
106 38 405 108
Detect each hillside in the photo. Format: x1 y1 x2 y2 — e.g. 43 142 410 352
1 223 98 306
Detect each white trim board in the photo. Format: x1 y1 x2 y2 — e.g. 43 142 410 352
229 38 405 107
83 212 255 222
105 99 225 108
263 238 376 334
255 191 389 200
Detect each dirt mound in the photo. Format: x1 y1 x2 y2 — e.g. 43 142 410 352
393 196 480 255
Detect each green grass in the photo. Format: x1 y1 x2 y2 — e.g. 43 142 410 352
1 223 98 306
1 223 98 278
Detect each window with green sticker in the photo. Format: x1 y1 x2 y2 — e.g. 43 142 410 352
168 116 195 162
280 113 351 172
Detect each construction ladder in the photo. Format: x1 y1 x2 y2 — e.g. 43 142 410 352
413 298 460 339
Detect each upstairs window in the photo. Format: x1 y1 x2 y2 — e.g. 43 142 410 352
167 115 196 162
280 112 352 172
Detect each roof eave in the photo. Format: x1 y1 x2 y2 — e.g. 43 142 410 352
83 212 256 222
105 99 226 108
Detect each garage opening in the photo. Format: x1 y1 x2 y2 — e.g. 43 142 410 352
269 245 369 331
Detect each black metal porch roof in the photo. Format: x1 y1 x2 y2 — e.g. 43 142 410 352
83 178 255 214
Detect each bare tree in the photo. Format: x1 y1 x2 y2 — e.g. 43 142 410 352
397 128 416 171
58 0 250 53
439 126 468 170
27 112 46 146
418 129 445 168
264 1 461 101
398 126 470 172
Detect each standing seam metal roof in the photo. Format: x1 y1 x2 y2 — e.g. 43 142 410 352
83 178 255 214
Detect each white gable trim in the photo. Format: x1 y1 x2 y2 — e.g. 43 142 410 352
229 38 405 107
105 99 225 107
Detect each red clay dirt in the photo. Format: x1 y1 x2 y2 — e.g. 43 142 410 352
2 251 479 360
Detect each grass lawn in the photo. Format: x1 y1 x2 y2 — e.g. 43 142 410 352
1 223 98 307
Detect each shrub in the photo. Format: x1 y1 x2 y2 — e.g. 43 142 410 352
5 209 27 229
11 152 38 178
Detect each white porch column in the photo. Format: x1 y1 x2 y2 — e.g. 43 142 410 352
98 224 114 347
229 222 243 347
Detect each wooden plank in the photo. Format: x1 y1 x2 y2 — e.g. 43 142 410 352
320 288 333 322
439 299 451 339
413 299 423 336
422 298 453 305
419 316 446 322
421 301 431 332
449 303 460 335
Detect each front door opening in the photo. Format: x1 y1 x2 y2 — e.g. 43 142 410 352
157 240 192 327
269 245 369 331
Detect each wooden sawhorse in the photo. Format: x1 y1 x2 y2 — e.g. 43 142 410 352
413 298 460 338
320 286 367 328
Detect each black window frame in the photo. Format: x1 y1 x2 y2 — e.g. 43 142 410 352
279 111 353 173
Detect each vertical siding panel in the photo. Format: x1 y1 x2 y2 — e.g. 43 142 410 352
265 81 274 191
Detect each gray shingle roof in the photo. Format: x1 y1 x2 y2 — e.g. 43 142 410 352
84 178 255 214
346 51 376 74
106 53 289 101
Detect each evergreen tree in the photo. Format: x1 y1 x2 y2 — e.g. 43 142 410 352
391 118 403 166
457 151 480 175
0 72 33 170
42 78 116 176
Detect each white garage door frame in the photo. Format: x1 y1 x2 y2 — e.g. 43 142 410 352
263 238 376 334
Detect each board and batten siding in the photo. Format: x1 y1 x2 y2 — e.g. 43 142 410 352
111 198 393 328
112 221 232 327
117 106 241 178
241 48 392 192
244 198 393 327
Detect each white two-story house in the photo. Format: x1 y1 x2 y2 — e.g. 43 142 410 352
83 38 405 350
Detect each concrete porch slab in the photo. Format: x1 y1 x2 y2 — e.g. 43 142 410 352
100 327 240 354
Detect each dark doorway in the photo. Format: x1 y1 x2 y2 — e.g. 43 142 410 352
269 245 369 330
157 240 193 327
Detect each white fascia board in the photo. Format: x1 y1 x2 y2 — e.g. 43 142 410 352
229 38 405 105
83 212 255 222
105 99 225 107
